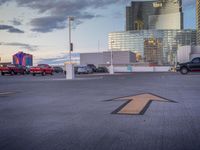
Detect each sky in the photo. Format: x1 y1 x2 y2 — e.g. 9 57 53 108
0 0 196 65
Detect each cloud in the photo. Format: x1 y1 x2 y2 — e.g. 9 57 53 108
30 16 66 33
0 42 38 51
0 24 24 33
0 0 120 33
0 0 195 33
0 0 9 5
27 0 112 33
37 53 80 65
8 28 24 33
10 18 22 26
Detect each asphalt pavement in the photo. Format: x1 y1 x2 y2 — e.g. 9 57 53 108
0 72 200 150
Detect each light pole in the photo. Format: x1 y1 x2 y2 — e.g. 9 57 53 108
110 40 114 74
68 16 74 63
66 16 74 80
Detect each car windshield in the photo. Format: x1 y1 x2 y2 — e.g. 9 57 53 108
7 65 15 67
192 58 200 63
79 66 86 68
38 64 49 68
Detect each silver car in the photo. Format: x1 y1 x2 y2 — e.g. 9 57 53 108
77 66 92 74
77 66 88 74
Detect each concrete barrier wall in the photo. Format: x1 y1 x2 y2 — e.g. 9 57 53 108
114 67 129 72
114 66 171 72
153 66 171 72
132 67 154 72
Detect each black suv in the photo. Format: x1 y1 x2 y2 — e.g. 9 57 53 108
87 64 97 72
176 57 200 74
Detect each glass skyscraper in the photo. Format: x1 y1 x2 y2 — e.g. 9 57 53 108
109 30 196 65
109 0 196 65
126 0 183 31
126 1 156 30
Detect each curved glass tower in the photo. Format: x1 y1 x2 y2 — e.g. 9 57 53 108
126 0 183 31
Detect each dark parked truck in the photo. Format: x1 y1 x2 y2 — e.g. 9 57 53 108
176 57 200 74
30 64 54 76
0 64 26 75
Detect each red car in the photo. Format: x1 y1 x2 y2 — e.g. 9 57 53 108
30 64 54 76
0 64 26 76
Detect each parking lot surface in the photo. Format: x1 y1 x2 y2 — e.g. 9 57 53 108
0 72 200 150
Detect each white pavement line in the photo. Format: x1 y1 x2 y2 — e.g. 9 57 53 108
69 77 104 80
36 77 104 81
0 92 16 95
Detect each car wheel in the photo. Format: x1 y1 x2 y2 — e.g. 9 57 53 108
42 72 46 76
51 72 53 75
1 72 4 76
22 71 25 75
180 67 188 75
33 73 36 76
11 71 15 75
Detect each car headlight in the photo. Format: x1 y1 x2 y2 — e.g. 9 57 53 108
176 65 180 69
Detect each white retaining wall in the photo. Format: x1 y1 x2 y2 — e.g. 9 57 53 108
113 66 171 72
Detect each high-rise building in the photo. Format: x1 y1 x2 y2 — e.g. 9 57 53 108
126 1 156 30
197 0 200 45
108 0 195 65
109 29 196 65
126 0 183 31
144 38 163 65
149 0 183 30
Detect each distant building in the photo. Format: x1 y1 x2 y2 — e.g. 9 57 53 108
80 51 136 66
177 46 200 63
190 46 200 59
177 46 191 63
144 38 163 65
126 1 156 30
109 29 196 65
197 0 200 45
126 0 183 31
13 51 33 66
108 0 195 66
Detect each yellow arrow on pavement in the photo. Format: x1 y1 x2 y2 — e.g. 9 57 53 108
111 93 176 115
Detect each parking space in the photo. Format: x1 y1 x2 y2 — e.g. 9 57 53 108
0 72 200 150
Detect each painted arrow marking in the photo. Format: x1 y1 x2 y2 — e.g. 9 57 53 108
110 93 176 115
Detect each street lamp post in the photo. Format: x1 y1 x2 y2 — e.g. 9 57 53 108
66 16 74 80
68 16 74 63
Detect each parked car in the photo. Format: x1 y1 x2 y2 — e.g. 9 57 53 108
176 57 200 74
74 66 78 74
77 66 88 74
86 66 93 74
96 67 108 73
30 64 54 76
77 66 92 74
0 64 26 75
87 64 97 72
25 66 31 74
53 66 63 73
